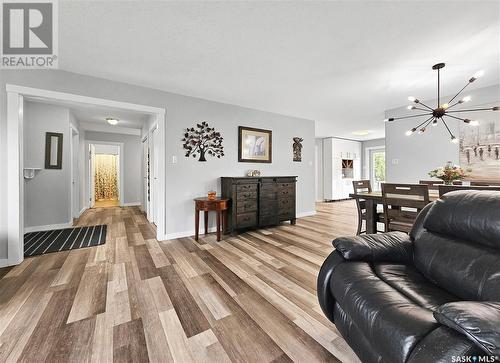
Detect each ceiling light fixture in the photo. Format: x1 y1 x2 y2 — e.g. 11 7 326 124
106 117 119 125
352 130 371 136
386 63 499 143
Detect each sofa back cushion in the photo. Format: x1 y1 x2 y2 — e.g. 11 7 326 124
423 190 500 249
415 190 500 301
414 231 500 301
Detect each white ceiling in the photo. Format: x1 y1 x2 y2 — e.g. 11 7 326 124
26 96 150 132
58 1 500 140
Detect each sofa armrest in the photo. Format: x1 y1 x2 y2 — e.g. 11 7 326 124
317 250 346 323
434 301 500 356
332 231 413 263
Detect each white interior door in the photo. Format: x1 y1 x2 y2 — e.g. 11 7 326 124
151 127 159 225
89 144 96 208
71 130 80 218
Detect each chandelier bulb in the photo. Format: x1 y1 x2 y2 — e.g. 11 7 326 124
419 128 425 134
451 136 458 143
441 103 449 109
470 120 479 126
407 96 416 102
473 70 485 79
383 118 394 122
405 129 414 136
407 105 415 110
432 119 438 126
462 95 471 103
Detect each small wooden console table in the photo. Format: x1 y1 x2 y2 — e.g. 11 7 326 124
194 197 229 241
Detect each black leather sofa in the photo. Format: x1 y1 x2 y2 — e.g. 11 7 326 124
318 190 500 363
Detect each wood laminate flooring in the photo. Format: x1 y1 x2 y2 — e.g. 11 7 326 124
0 201 361 363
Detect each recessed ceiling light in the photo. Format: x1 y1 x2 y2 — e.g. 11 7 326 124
106 117 118 125
352 130 371 136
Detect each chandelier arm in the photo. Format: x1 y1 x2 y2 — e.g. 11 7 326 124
423 117 436 129
413 116 435 130
445 114 467 122
448 82 471 104
391 113 433 121
441 117 455 138
445 101 462 110
446 107 497 113
413 107 430 112
416 101 435 111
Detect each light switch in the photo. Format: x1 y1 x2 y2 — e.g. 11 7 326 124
392 158 399 165
172 155 178 164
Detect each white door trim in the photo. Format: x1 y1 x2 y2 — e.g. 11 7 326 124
87 140 124 208
70 125 80 219
4 84 167 267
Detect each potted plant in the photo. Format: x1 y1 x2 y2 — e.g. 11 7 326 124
428 161 469 185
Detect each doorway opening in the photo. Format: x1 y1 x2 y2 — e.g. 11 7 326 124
5 84 167 268
88 142 123 208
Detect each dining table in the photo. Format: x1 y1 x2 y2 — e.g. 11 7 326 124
349 190 440 234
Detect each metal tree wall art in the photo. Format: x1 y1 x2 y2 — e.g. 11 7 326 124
182 122 224 162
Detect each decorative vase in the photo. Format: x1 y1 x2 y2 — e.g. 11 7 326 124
207 191 216 200
444 180 453 186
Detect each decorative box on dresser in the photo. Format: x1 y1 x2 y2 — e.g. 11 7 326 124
221 176 297 234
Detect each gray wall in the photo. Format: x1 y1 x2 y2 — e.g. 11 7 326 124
361 138 385 179
0 69 315 258
23 101 72 228
85 132 142 205
385 84 500 182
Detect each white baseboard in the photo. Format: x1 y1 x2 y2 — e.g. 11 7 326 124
78 207 86 217
297 210 317 218
162 226 218 241
122 202 141 207
161 212 316 241
0 257 23 268
24 221 73 233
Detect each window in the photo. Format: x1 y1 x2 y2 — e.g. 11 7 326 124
370 148 385 191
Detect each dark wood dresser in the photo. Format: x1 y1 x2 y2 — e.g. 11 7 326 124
221 176 297 234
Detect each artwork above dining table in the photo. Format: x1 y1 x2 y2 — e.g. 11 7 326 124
459 108 500 181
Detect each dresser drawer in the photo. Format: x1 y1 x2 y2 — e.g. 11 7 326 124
278 182 295 189
278 198 295 209
236 212 257 228
236 200 257 213
236 191 257 201
236 184 257 193
277 187 294 198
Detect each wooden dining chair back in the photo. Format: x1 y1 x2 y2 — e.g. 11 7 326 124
419 180 442 191
382 183 430 233
352 180 372 235
470 181 500 186
438 185 500 197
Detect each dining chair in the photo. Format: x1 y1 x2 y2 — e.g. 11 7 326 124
470 181 500 186
439 185 500 197
381 183 430 233
419 180 442 190
352 180 384 235
419 180 462 190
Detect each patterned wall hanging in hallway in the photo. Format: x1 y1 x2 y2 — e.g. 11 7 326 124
94 154 118 201
182 121 224 161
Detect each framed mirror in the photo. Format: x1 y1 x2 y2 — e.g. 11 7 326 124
45 132 63 169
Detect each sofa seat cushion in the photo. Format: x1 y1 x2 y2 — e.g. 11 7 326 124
331 261 440 363
374 263 459 310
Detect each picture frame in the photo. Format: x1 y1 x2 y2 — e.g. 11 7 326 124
238 126 272 163
45 132 63 169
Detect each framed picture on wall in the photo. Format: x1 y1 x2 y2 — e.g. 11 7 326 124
238 126 272 163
